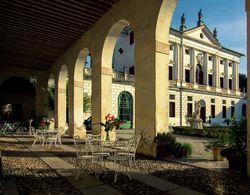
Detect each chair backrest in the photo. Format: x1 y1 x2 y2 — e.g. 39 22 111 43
30 127 36 135
74 136 93 157
128 134 141 154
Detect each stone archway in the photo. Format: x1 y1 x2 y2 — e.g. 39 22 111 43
55 65 68 129
0 77 36 125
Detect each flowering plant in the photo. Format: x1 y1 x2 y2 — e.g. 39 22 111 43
100 114 120 132
40 117 53 130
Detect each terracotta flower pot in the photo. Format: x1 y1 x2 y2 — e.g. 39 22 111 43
212 147 225 161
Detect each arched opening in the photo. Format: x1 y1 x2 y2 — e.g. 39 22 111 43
83 52 92 119
56 65 69 128
47 74 55 128
112 25 135 76
0 77 36 125
92 19 133 136
199 99 206 122
118 91 133 129
111 23 135 128
242 103 246 118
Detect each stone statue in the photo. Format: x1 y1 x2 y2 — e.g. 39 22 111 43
181 13 185 25
189 100 203 129
198 9 203 21
193 101 201 119
197 9 204 27
213 27 217 39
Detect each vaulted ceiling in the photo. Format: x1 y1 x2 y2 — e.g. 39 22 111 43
0 0 119 70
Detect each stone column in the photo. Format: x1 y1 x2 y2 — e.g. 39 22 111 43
54 82 67 129
92 55 113 139
245 0 250 176
233 62 239 91
68 79 85 138
180 45 185 82
135 36 169 157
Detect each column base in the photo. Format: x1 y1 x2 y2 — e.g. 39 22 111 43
137 139 157 158
68 123 86 138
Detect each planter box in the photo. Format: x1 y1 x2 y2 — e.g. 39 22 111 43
156 143 173 158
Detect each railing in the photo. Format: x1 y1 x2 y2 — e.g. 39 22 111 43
83 67 135 82
186 83 194 89
209 87 216 92
82 68 244 98
230 90 236 95
198 85 206 91
169 80 177 87
84 67 92 77
221 89 227 94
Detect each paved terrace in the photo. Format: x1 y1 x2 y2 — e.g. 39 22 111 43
1 135 250 194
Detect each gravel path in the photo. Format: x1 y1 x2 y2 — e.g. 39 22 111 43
134 158 250 195
0 136 82 195
56 141 250 195
2 135 250 195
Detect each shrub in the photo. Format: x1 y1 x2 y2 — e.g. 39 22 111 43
154 132 192 158
182 143 192 156
173 126 231 139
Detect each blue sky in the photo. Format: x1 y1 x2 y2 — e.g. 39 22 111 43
171 0 246 74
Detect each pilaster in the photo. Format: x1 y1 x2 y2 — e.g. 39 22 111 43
191 48 196 83
203 52 208 85
233 62 239 91
174 43 180 81
224 59 229 90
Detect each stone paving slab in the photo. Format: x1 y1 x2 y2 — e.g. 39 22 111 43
16 137 123 195
60 144 205 195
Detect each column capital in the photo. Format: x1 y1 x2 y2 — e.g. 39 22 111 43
246 0 250 12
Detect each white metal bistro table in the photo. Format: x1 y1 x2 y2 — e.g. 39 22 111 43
36 129 58 145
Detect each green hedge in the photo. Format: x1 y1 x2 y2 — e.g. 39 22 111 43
173 126 231 138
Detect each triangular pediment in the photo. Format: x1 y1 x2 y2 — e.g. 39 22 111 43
183 25 221 47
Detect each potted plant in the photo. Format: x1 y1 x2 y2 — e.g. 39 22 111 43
174 142 192 158
221 118 247 175
100 114 120 141
204 140 226 161
204 128 230 161
154 132 176 158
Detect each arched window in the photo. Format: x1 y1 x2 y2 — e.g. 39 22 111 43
118 91 133 125
242 103 246 118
